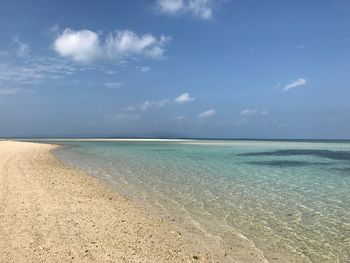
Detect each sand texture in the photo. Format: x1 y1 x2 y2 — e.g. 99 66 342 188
0 141 219 263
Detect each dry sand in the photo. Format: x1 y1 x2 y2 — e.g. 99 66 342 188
0 140 219 263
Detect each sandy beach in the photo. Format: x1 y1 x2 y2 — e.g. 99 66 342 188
0 141 218 263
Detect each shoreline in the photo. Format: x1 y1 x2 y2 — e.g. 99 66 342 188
0 141 218 262
52 142 271 263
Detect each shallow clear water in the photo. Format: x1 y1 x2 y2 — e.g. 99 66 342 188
53 140 350 262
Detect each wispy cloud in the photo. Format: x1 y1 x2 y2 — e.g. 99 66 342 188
141 99 169 111
157 0 184 14
106 31 171 60
54 29 171 63
174 92 195 103
112 113 140 121
105 70 118 75
49 24 60 34
126 92 196 113
156 0 221 19
105 82 123 90
240 109 269 117
274 82 280 90
137 66 152 72
0 58 77 84
0 87 24 95
282 78 307 92
174 115 190 121
198 108 216 118
13 37 30 57
124 106 136 112
240 108 258 116
0 51 10 58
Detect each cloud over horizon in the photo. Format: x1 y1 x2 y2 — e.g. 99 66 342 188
54 29 171 63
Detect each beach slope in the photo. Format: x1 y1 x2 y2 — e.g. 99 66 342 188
0 141 215 262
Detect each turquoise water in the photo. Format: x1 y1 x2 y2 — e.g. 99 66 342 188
53 140 350 262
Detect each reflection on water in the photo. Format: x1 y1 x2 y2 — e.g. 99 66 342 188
54 140 350 262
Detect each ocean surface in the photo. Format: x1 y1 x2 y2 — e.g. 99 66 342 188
52 140 350 262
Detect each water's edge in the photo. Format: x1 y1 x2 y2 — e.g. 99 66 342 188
48 140 349 262
51 144 270 262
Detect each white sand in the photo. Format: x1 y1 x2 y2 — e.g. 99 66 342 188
0 141 217 262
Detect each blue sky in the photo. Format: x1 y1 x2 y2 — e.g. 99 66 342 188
0 0 349 139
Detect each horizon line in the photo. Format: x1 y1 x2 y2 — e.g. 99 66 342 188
2 137 350 142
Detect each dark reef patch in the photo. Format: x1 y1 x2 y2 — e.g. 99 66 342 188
332 167 350 171
246 160 330 167
238 149 350 162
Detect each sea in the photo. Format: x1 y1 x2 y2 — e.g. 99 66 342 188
49 139 350 262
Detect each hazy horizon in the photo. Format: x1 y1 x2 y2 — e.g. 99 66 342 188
1 0 350 139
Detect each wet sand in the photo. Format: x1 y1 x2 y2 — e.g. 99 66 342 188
0 141 218 262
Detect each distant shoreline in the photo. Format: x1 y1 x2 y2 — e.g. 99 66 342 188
2 137 350 143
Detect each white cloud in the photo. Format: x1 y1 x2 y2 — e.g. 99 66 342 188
106 31 170 60
105 82 123 90
54 28 171 63
240 109 269 117
282 78 307 92
13 37 30 57
156 0 220 19
174 92 195 103
198 109 216 118
141 99 169 111
54 29 101 63
137 66 152 72
157 0 184 14
240 109 258 116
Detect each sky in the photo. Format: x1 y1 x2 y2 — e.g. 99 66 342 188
0 0 350 139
